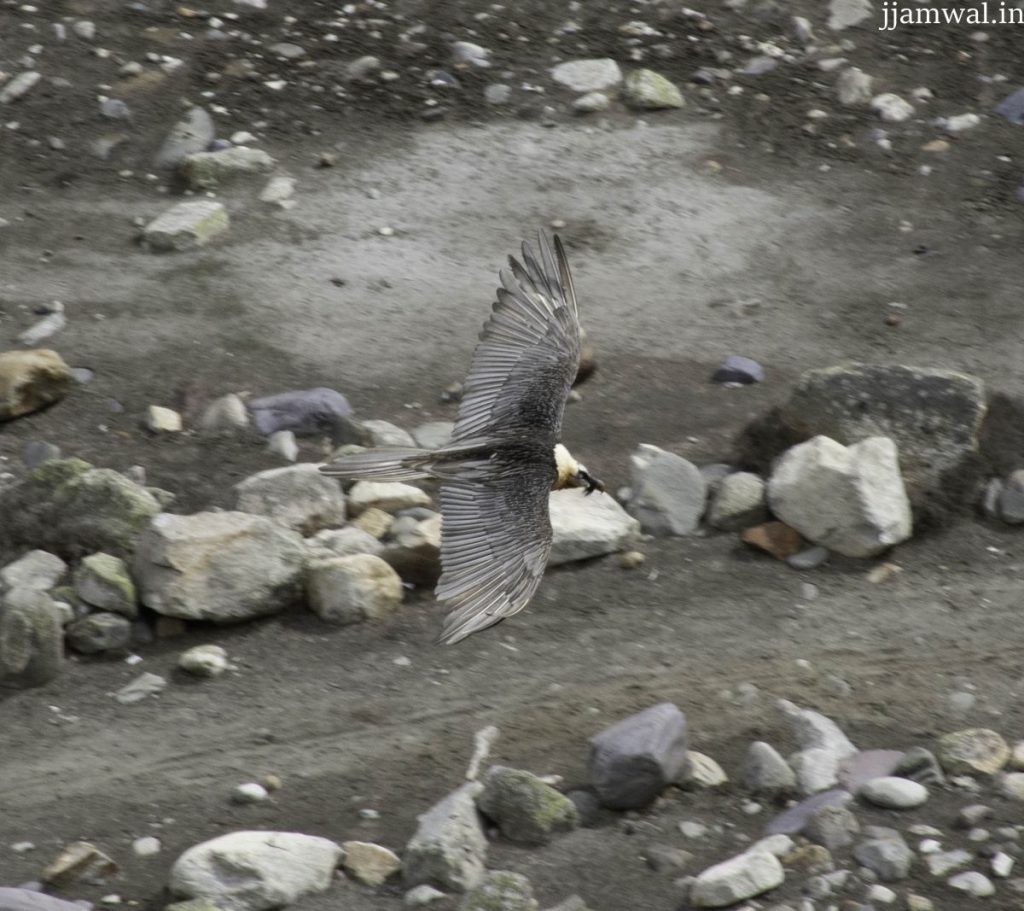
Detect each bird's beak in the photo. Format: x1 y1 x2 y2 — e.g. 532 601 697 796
576 466 605 496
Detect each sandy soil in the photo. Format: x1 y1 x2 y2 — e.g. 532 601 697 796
2 0 1024 908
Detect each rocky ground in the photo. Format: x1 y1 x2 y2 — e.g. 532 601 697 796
3 0 1024 909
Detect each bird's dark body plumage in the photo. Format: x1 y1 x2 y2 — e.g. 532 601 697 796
322 232 588 644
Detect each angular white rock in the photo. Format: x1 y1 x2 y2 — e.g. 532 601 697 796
548 489 640 565
551 58 623 93
690 850 785 908
144 200 229 252
403 782 487 893
768 436 912 558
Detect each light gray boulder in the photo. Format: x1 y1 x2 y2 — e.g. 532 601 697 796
233 464 346 535
628 444 706 535
768 436 912 558
0 549 66 592
403 782 488 893
690 850 785 908
169 831 342 911
133 512 304 622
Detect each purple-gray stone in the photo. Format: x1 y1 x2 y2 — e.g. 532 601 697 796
838 749 906 791
996 87 1024 125
712 356 764 384
764 789 853 835
248 388 353 436
588 702 688 809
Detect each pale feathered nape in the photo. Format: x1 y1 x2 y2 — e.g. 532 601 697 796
553 443 579 490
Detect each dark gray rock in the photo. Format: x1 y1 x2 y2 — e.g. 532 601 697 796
588 702 688 809
894 746 945 785
996 87 1024 125
248 388 353 436
22 441 61 469
565 789 602 827
713 356 764 384
65 612 132 654
779 364 986 505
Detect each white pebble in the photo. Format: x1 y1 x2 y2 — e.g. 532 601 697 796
232 782 269 804
178 644 229 678
992 852 1014 878
859 776 929 809
132 836 161 857
868 884 897 904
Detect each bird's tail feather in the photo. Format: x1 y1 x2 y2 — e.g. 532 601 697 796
320 447 433 481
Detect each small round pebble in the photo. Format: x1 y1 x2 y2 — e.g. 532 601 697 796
132 836 161 857
618 550 645 569
231 782 269 804
178 644 228 677
404 884 445 907
859 776 929 809
868 884 897 904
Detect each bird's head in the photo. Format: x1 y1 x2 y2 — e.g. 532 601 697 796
554 444 605 495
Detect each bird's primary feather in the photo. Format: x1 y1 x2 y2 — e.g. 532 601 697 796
318 232 584 645
435 233 582 643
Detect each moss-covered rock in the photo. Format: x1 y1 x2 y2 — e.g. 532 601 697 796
458 871 538 911
623 69 685 109
0 588 64 686
0 459 161 559
75 552 137 617
477 766 578 846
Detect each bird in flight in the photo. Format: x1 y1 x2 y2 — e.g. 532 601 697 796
321 232 603 644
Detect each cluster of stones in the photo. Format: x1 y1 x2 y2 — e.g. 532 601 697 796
0 383 642 686
21 697 1024 909
623 362 990 564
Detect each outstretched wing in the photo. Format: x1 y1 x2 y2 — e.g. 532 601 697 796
436 465 553 645
451 232 581 444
